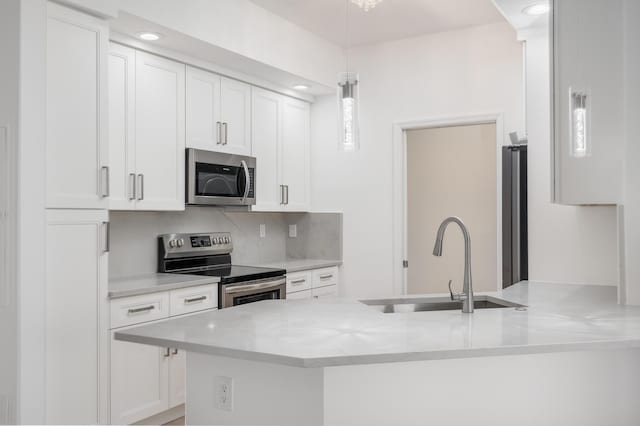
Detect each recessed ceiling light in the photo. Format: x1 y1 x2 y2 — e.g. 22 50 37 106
293 84 310 90
522 2 550 16
137 32 162 41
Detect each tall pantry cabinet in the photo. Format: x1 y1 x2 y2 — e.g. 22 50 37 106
45 3 110 424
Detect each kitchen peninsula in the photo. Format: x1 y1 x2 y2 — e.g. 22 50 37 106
116 282 640 426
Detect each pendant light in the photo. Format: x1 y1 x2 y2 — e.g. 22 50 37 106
338 0 360 152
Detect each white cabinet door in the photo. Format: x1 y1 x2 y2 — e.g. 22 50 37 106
220 77 252 155
108 43 137 210
311 285 338 299
46 209 108 425
287 289 312 300
552 0 624 205
46 3 108 209
110 331 169 425
252 88 283 211
281 97 310 211
135 52 186 211
186 66 222 151
169 348 186 408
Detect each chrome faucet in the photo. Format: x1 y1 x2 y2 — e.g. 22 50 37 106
432 217 474 313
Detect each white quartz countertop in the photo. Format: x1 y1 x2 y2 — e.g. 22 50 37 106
114 282 640 367
109 273 219 299
255 259 342 273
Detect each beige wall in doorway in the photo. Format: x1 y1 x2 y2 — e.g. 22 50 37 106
407 123 497 294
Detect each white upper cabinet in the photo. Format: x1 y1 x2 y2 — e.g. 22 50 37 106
220 77 252 155
108 44 186 211
251 89 310 212
186 67 222 150
552 0 624 205
46 3 109 209
281 97 310 211
135 52 186 211
186 67 251 155
252 88 283 210
108 43 136 210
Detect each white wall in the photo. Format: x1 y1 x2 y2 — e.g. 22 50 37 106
622 0 640 303
17 1 48 423
311 23 523 298
522 27 618 286
116 0 344 88
0 1 19 422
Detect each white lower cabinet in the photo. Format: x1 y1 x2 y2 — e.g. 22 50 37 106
110 329 170 425
46 209 109 424
109 286 217 424
286 266 339 300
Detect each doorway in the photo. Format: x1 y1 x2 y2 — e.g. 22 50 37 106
405 123 498 294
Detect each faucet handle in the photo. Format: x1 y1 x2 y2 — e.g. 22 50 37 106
448 280 467 302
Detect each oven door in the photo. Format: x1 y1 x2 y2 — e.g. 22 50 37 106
186 149 256 206
220 277 286 309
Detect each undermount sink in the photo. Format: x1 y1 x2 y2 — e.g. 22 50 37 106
360 295 526 313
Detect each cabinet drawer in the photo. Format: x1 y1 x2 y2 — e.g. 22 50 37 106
312 267 339 288
286 271 312 293
111 292 170 329
311 285 338 299
169 284 218 316
286 289 312 300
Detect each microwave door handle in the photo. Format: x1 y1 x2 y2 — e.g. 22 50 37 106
240 160 250 203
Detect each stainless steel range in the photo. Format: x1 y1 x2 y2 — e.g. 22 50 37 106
158 232 286 308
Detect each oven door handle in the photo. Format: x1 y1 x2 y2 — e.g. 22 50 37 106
240 160 250 204
224 279 286 294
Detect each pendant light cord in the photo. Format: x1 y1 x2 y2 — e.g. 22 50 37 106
345 0 350 75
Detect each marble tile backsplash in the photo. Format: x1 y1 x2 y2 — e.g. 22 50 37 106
109 207 342 279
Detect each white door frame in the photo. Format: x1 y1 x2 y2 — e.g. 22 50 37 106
391 112 505 296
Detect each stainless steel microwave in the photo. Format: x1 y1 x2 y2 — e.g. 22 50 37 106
186 149 256 206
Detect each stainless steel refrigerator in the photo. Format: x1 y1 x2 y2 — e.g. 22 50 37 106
502 145 528 288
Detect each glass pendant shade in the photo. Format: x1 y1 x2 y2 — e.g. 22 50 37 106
338 72 360 152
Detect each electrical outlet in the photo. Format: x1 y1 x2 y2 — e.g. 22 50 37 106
259 224 266 238
214 376 233 411
289 224 297 238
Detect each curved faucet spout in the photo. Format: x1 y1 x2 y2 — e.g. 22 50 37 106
432 216 474 313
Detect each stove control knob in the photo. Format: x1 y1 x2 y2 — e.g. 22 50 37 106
224 237 230 244
168 240 176 248
213 237 219 244
177 238 184 248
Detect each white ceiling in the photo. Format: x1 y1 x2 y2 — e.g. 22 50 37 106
492 0 550 31
249 0 507 47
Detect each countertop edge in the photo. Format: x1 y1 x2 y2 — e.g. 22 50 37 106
108 277 220 299
113 332 640 368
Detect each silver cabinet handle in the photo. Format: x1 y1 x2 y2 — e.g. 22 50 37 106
103 221 110 253
101 166 110 198
240 160 250 204
319 274 333 280
184 295 207 304
280 185 285 205
172 348 179 355
164 347 171 358
222 122 228 145
216 121 222 145
291 279 306 285
285 185 289 205
128 305 155 315
129 173 136 200
137 174 144 200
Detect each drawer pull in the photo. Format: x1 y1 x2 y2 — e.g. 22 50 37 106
164 347 171 358
172 348 179 355
291 279 306 285
319 274 333 280
127 305 155 315
184 295 207 304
